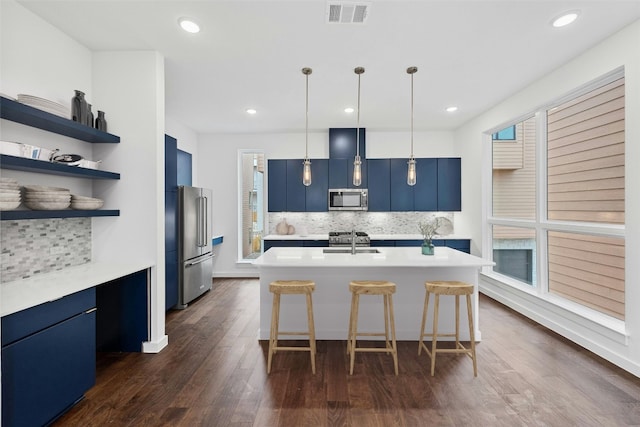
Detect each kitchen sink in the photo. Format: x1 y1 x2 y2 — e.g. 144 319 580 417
322 248 381 254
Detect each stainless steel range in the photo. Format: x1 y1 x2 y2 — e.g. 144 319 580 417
328 231 370 247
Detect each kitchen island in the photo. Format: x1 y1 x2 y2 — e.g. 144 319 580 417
253 246 493 341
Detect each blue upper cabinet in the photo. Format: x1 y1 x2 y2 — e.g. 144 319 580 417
268 159 287 212
329 158 368 189
390 158 414 211
414 158 438 211
305 159 328 211
165 135 177 189
329 128 366 160
367 159 390 211
177 149 192 186
286 159 306 212
437 158 461 211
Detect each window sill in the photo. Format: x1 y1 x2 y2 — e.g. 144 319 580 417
479 272 628 345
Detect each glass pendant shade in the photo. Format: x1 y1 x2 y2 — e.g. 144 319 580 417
407 157 417 186
353 155 362 187
302 67 312 186
407 66 418 187
303 158 312 186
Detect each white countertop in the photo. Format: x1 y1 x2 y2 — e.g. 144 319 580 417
253 246 492 268
263 233 471 240
1 261 153 317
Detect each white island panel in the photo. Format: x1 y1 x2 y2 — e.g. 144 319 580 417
254 247 493 341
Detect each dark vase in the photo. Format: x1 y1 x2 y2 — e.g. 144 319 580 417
71 90 87 124
86 103 94 127
95 110 108 132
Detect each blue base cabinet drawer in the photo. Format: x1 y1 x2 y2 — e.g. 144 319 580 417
1 289 96 427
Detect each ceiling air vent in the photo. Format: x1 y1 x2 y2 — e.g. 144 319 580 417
327 2 371 24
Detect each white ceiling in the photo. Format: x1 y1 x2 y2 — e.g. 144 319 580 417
17 0 640 134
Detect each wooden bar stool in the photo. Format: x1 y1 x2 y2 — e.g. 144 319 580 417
267 280 316 374
347 280 398 376
418 281 477 376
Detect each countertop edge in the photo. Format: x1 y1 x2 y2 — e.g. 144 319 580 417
1 261 154 317
263 234 472 241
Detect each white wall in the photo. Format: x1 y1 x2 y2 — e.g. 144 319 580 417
197 130 455 276
166 116 198 186
455 20 640 376
1 1 167 352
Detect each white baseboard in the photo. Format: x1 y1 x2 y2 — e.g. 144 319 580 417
141 335 168 353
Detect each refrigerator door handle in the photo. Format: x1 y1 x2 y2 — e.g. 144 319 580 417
185 254 214 267
196 196 204 247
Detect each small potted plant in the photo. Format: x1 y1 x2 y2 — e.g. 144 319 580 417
418 217 441 255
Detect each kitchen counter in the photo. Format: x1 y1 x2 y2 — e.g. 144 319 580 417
263 233 471 241
253 246 493 341
1 261 153 317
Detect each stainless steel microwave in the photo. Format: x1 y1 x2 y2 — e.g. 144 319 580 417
328 188 368 211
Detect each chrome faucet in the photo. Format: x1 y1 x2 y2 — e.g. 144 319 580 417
351 229 356 255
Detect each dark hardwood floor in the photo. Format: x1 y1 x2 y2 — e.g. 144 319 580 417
54 278 640 426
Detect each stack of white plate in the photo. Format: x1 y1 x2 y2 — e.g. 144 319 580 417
17 94 70 119
70 194 104 210
0 178 21 211
23 185 71 210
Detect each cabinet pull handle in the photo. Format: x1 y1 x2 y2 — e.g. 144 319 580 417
85 307 97 314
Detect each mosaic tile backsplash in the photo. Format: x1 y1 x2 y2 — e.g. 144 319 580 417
268 212 454 236
1 218 91 282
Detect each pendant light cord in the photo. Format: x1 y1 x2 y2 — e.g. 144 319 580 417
356 71 361 157
304 73 309 160
410 70 414 158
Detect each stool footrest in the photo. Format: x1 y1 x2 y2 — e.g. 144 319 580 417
353 347 395 353
276 332 311 336
274 346 313 352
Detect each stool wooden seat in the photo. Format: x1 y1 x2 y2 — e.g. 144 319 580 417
267 280 316 374
347 280 398 375
418 280 477 376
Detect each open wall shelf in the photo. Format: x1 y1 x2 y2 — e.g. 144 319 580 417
0 209 120 221
1 155 120 179
0 96 120 144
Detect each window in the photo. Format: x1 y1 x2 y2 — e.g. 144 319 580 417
492 125 516 141
487 70 625 320
238 151 265 261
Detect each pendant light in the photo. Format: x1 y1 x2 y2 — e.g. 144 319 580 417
407 66 418 186
302 67 312 186
353 66 365 187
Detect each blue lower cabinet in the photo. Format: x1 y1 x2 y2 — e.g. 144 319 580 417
96 270 149 352
370 239 395 247
1 289 96 427
395 240 423 247
445 239 470 254
264 240 303 251
303 240 329 247
165 249 179 310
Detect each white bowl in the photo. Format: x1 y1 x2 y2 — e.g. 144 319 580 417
23 185 70 193
0 200 21 210
70 200 104 210
24 195 71 202
24 200 70 210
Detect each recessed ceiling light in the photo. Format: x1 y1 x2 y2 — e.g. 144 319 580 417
446 106 458 113
552 11 579 28
246 108 257 115
178 17 200 33
344 107 354 113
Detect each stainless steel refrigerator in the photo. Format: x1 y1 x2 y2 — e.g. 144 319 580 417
178 186 213 308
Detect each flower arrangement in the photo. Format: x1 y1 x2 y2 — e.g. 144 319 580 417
418 217 441 244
